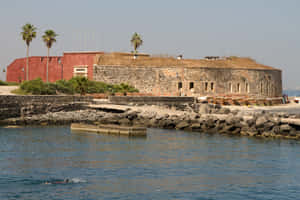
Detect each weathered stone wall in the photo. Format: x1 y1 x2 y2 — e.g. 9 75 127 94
94 66 282 98
0 95 92 120
109 96 194 106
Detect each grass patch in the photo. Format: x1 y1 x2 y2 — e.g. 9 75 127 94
11 88 28 95
0 80 19 86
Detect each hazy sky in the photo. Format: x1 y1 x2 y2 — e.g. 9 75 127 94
0 0 299 89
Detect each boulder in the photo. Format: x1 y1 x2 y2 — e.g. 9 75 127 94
280 124 291 132
255 116 268 128
198 104 210 114
176 121 190 129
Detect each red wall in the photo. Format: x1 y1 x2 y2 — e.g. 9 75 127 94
6 56 62 83
62 52 103 80
6 52 104 82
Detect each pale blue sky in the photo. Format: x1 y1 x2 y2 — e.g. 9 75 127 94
0 0 299 89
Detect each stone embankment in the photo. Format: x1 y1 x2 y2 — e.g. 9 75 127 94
1 101 300 140
0 95 92 120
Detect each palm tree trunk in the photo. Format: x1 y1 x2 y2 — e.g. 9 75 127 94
26 45 29 81
46 48 49 82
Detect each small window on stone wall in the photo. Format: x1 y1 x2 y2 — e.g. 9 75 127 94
189 82 194 89
229 82 232 93
178 82 182 89
246 83 250 93
211 82 214 91
205 82 208 92
237 83 240 93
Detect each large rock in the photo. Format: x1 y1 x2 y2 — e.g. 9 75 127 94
280 124 291 132
255 116 268 128
176 121 190 129
198 104 210 114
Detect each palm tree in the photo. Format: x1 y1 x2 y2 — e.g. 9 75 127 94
21 23 37 81
130 32 143 54
42 30 58 82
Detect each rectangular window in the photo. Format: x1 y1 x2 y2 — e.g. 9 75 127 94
205 82 208 92
211 82 214 91
73 66 88 77
237 83 240 93
178 82 182 89
189 82 194 89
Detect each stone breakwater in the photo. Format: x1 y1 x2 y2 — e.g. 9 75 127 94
1 102 300 140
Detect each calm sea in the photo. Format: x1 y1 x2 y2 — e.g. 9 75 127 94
1 127 300 200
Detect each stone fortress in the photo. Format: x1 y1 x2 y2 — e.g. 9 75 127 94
94 53 282 98
6 52 282 98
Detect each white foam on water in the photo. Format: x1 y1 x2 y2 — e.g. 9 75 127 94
70 178 87 183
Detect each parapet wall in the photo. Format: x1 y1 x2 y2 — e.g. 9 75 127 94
0 95 92 120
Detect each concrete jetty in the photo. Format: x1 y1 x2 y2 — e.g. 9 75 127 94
71 123 147 137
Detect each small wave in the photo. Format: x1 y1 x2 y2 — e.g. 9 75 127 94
43 178 87 185
70 178 87 183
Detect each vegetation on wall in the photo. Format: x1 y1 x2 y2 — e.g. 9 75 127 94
15 77 138 95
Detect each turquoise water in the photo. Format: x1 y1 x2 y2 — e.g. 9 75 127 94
1 127 300 200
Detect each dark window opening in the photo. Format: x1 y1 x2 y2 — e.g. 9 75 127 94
205 82 208 91
237 83 240 93
246 83 249 93
178 82 182 89
211 82 214 91
189 82 194 89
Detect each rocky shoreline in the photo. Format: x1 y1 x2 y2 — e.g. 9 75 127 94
2 102 300 140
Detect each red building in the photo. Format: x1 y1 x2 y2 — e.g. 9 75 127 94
6 51 104 82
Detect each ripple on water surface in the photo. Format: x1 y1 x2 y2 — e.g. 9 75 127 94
0 127 300 200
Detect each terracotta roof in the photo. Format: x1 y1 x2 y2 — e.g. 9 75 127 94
96 54 280 71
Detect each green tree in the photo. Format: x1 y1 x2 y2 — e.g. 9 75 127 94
21 23 37 81
42 30 58 82
130 32 143 54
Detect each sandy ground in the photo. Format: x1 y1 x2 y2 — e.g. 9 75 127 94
0 86 19 95
92 99 300 115
89 103 190 116
224 102 300 114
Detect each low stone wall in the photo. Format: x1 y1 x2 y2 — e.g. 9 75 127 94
0 95 92 120
108 96 195 106
202 96 283 106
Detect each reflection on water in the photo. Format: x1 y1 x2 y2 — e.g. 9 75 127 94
1 127 300 199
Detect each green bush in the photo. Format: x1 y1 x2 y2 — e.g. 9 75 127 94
0 80 8 85
55 79 74 94
20 78 56 95
18 77 139 95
